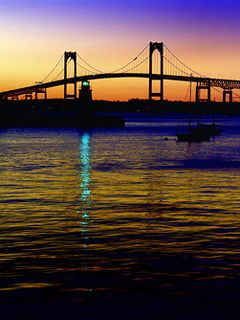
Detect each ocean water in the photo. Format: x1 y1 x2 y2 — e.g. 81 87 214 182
0 114 240 319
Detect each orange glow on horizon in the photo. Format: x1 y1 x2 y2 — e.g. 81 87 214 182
0 41 235 102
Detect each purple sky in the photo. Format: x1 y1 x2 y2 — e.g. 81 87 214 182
1 0 240 100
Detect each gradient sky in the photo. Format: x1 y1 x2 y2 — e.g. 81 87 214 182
1 0 240 101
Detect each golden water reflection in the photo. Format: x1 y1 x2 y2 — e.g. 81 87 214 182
0 125 240 314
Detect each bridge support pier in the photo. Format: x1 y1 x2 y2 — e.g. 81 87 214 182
25 94 32 100
223 88 233 103
196 81 211 103
10 95 19 101
35 88 47 100
149 42 164 101
64 51 77 100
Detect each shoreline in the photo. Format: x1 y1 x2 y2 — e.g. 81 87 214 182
0 99 239 128
1 99 240 114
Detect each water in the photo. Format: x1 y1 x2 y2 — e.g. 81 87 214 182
0 114 240 319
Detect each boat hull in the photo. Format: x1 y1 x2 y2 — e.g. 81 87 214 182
177 132 211 142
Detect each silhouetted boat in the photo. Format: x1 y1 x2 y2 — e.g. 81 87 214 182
176 113 222 142
176 121 222 142
177 127 212 142
196 123 221 136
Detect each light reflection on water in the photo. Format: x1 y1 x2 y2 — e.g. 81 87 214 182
0 116 240 319
79 133 91 248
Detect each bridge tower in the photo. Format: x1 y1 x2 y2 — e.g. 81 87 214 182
64 51 77 100
149 42 164 101
223 88 233 103
196 80 211 103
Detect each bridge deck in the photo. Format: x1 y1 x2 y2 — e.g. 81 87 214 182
1 73 240 98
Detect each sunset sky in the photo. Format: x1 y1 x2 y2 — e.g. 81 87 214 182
1 0 240 101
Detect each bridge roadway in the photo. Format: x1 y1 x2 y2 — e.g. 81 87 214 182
1 73 240 98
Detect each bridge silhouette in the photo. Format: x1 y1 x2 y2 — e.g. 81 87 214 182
1 42 240 103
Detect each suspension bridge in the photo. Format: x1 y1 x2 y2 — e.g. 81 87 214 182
1 41 240 103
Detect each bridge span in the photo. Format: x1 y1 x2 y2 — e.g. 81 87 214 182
1 73 240 100
1 42 240 103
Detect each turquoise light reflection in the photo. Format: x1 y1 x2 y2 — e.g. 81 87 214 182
79 133 92 241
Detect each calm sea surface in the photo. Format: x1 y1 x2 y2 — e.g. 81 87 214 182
0 114 240 319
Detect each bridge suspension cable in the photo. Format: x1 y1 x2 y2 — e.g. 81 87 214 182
163 44 205 78
121 56 150 74
51 58 74 82
51 68 64 82
163 44 240 101
77 62 98 76
41 55 64 83
77 53 103 74
112 43 150 74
